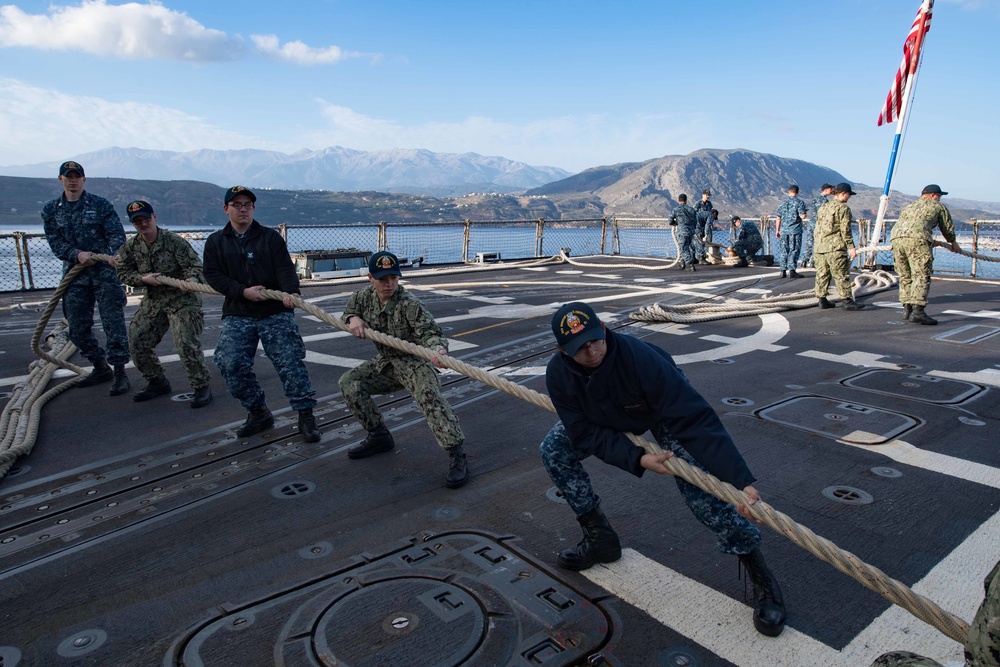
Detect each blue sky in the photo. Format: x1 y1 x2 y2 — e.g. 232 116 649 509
0 0 997 201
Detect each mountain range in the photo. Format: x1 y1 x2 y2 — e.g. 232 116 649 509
1 148 996 228
0 147 571 197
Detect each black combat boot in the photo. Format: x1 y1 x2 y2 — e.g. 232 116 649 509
738 548 786 637
817 297 835 309
556 505 622 571
77 359 113 387
689 263 696 272
190 385 213 409
902 304 913 320
909 305 937 325
842 299 865 311
735 259 749 268
780 270 787 278
109 364 130 396
788 270 800 279
236 405 274 437
347 424 395 459
133 375 170 402
445 443 468 488
298 408 321 443
678 260 687 270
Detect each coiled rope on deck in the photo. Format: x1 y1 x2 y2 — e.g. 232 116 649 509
20 254 972 645
631 270 899 324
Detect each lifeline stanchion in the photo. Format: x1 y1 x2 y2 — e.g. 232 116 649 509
24 253 972 646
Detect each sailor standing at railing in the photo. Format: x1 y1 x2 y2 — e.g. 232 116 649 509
774 184 807 279
694 189 714 263
41 161 131 395
670 193 698 272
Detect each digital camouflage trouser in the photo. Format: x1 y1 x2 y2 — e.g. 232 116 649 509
802 221 815 266
128 299 210 388
676 227 696 265
733 240 762 261
339 355 464 450
63 266 129 366
539 421 762 555
814 251 853 300
892 238 935 307
213 313 316 412
779 232 802 271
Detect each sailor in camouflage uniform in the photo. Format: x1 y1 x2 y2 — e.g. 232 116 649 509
730 216 763 267
694 189 714 262
42 161 130 395
813 183 864 311
541 302 786 637
670 193 698 271
803 183 834 268
340 251 469 488
203 187 320 443
871 558 999 667
775 185 808 278
116 201 212 408
890 184 960 326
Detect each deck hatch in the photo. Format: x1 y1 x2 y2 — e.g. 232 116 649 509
172 532 616 666
841 369 983 404
755 396 919 444
932 324 1000 344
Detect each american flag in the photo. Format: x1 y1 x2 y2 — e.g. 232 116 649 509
877 1 933 127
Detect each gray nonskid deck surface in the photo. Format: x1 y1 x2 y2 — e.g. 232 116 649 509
0 261 997 666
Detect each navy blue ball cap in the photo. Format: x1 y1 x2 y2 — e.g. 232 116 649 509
126 200 154 221
59 161 85 177
369 251 402 279
833 182 857 195
921 184 948 196
224 185 257 204
552 302 605 357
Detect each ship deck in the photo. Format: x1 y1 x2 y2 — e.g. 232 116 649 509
1 257 998 667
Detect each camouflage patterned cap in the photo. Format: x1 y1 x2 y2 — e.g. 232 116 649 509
59 161 85 177
224 186 257 205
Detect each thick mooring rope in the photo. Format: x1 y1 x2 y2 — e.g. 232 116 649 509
19 253 972 645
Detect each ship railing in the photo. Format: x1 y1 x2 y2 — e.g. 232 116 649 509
3 218 999 293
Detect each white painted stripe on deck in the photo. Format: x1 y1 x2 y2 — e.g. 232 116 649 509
303 351 363 368
928 368 1000 388
638 322 696 336
842 438 1000 489
672 313 789 365
942 309 1000 320
583 543 980 667
798 350 904 369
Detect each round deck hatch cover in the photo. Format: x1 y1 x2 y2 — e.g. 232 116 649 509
313 579 483 666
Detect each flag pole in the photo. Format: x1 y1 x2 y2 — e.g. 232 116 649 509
867 0 934 267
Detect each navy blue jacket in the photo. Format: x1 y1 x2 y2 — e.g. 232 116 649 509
203 220 300 319
546 329 756 488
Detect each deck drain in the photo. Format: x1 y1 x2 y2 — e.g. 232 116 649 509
721 397 754 406
546 487 568 504
0 647 22 666
5 465 28 478
897 363 920 370
172 392 194 402
271 481 315 499
299 541 334 559
821 331 840 336
0 392 11 400
431 506 460 521
871 467 902 478
709 359 734 365
822 486 874 505
958 417 986 426
660 647 701 666
57 629 107 657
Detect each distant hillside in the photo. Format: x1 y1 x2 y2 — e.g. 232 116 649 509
0 146 572 197
526 149 999 221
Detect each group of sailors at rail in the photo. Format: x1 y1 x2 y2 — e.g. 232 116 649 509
40 161 992 666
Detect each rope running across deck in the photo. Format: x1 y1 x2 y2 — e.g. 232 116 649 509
17 252 974 646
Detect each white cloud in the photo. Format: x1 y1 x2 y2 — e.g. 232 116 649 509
0 78 281 164
0 1 372 64
249 34 371 65
309 102 710 172
0 0 240 60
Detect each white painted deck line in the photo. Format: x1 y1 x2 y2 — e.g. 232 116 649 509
672 314 789 365
928 368 1000 388
798 350 904 369
842 438 1000 490
583 543 981 667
